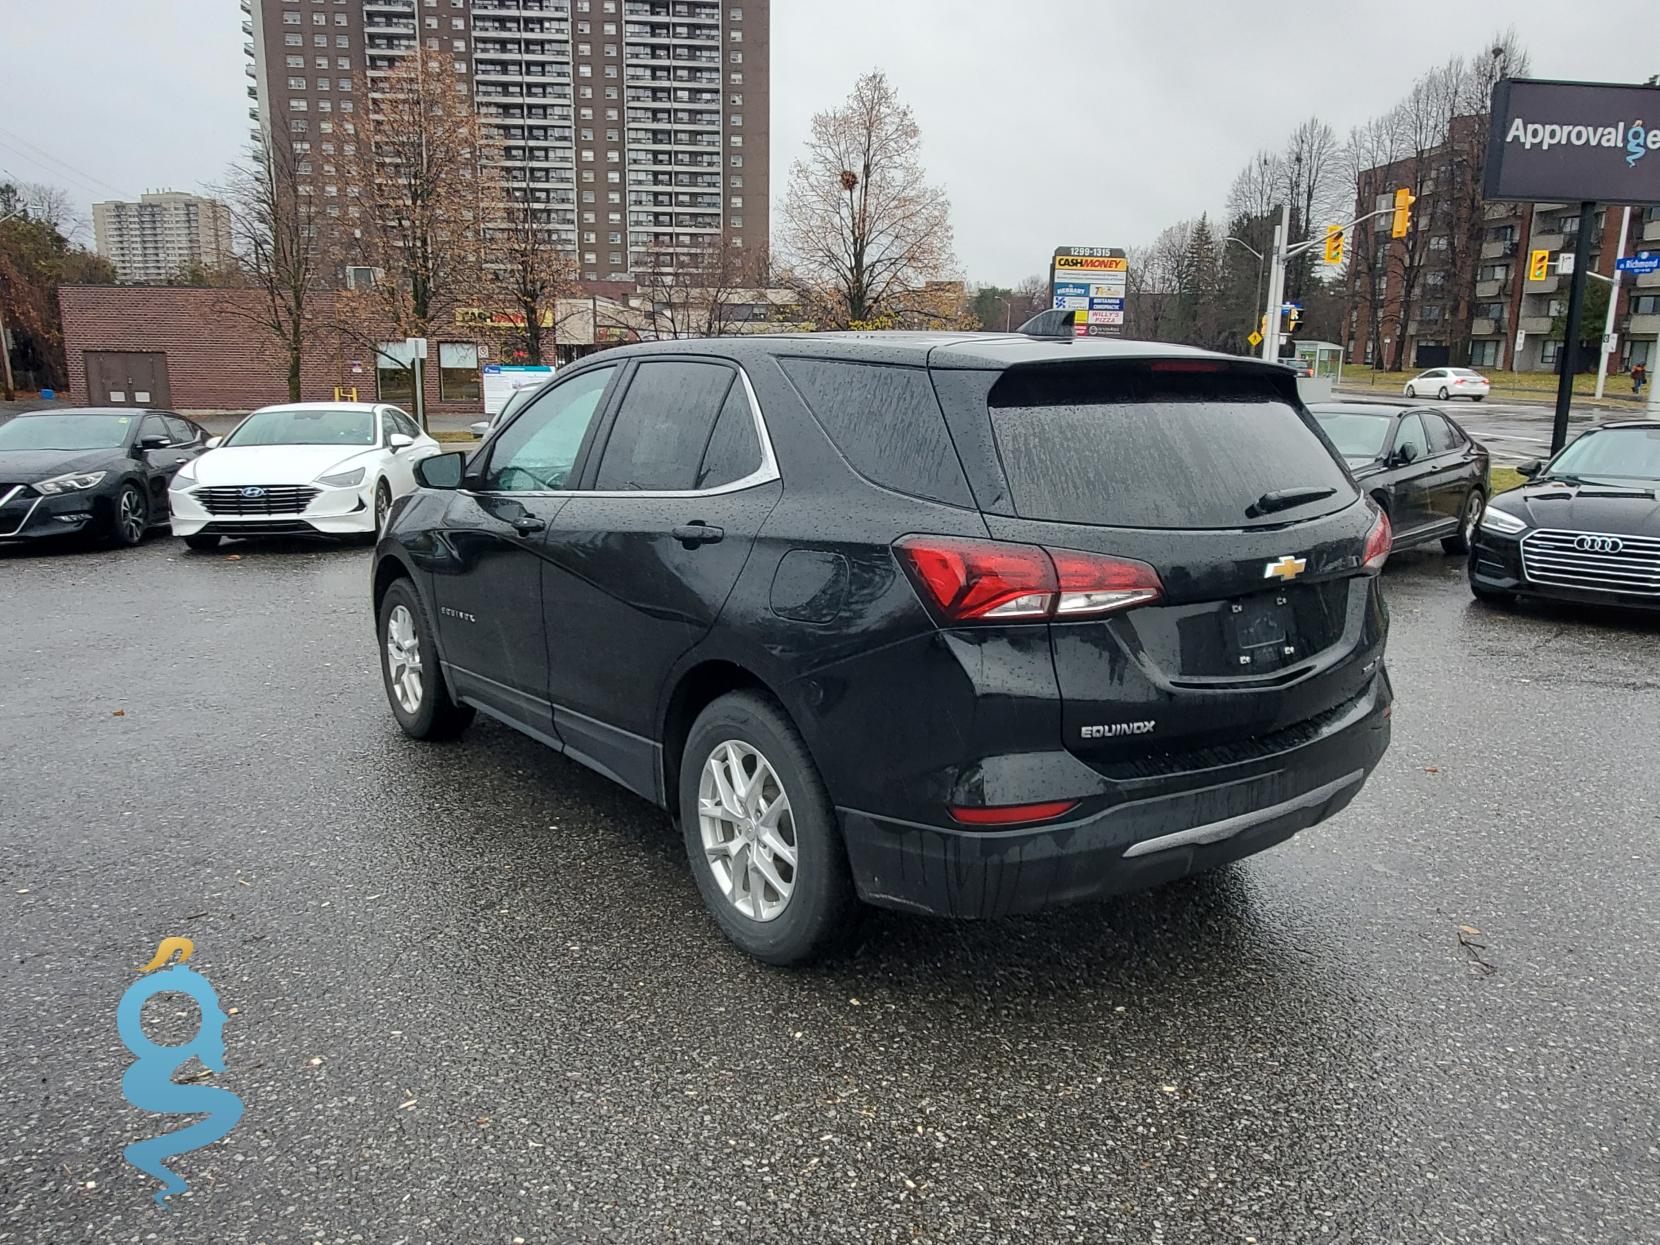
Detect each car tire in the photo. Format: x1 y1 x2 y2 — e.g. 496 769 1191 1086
1443 488 1484 554
1405 385 1416 398
378 577 474 741
1472 395 1486 402
183 533 222 551
108 483 148 547
679 691 859 966
1437 387 1450 400
374 479 393 536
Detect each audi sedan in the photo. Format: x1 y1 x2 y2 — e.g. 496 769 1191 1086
168 402 441 549
1469 420 1660 611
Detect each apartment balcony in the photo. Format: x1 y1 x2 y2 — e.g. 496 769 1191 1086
1645 217 1660 243
248 106 261 121
1525 274 1560 295
1630 314 1660 336
241 19 253 35
1519 315 1553 335
1636 269 1660 290
246 63 257 79
244 41 254 57
247 84 258 100
1481 239 1518 260
1532 230 1564 253
1483 202 1523 222
363 0 415 9
1473 279 1504 299
1471 318 1504 337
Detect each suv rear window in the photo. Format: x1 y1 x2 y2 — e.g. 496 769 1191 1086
987 364 1354 529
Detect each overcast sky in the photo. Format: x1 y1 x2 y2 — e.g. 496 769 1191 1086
3 0 1656 285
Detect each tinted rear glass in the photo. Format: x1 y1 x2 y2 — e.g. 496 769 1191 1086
778 358 972 506
987 365 1354 529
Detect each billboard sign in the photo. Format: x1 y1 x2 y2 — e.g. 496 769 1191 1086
1049 247 1128 338
1484 78 1660 205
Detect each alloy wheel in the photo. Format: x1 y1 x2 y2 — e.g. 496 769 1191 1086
1439 387 1450 400
119 488 146 543
375 484 390 534
697 740 797 922
1464 492 1483 543
385 604 424 714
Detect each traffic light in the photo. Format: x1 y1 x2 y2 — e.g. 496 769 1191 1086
1323 225 1344 265
1280 304 1302 334
1390 188 1416 238
1528 249 1551 281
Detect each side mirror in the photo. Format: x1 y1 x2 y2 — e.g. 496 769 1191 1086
138 435 170 451
1516 458 1542 478
469 420 491 439
388 432 415 451
206 435 222 449
1394 442 1419 466
414 450 466 490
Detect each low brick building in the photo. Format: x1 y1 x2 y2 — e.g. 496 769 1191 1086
58 285 492 418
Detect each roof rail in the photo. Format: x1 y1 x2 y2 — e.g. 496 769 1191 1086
1015 308 1076 339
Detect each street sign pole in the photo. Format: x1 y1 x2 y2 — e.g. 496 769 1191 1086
1594 205 1631 400
1550 200 1597 456
1260 204 1289 363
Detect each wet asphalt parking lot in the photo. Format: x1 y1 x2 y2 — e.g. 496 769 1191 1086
2 532 1658 1245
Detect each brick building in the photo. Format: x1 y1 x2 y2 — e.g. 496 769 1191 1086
1343 118 1660 374
59 285 495 415
242 0 769 282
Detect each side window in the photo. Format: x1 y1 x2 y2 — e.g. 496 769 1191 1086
484 366 616 492
593 360 734 491
139 414 172 445
385 409 420 440
1394 413 1429 460
696 382 764 489
778 358 971 506
164 416 196 443
1423 412 1462 453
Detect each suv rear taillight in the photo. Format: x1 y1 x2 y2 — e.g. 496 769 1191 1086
895 536 1163 623
1362 509 1392 572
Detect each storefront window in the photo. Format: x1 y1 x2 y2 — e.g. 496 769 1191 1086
377 341 416 403
439 343 481 402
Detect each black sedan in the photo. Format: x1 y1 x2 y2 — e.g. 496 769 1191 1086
0 408 210 548
1310 402 1490 554
1469 420 1660 611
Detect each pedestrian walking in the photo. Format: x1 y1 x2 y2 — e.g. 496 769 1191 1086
1634 363 1648 396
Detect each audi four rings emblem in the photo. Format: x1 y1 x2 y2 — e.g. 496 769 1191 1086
1573 535 1624 553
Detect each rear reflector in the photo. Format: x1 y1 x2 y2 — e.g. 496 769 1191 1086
1362 509 1392 572
895 536 1163 623
949 800 1079 826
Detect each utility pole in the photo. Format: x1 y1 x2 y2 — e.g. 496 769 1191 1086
0 298 15 400
1594 205 1631 400
1549 200 1597 455
1260 203 1290 363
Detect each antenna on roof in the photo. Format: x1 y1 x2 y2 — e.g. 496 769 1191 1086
1015 308 1076 340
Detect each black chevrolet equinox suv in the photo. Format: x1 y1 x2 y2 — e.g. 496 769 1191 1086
373 332 1393 963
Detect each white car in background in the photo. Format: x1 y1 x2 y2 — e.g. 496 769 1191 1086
1404 368 1491 401
168 402 440 550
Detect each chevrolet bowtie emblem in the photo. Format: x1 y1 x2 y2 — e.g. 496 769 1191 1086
1264 555 1307 582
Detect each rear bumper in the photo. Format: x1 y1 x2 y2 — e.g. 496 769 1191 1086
839 671 1392 918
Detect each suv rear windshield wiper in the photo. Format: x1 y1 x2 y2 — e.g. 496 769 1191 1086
1247 486 1338 518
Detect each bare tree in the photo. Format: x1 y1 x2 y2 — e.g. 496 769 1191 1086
342 55 486 340
1276 118 1344 303
217 138 330 402
481 181 580 365
781 70 955 328
1341 112 1407 366
632 241 768 339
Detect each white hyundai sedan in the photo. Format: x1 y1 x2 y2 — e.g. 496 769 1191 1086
1404 367 1491 401
168 402 440 550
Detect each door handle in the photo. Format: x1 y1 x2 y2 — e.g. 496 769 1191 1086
511 515 546 535
672 522 724 548
173 457 190 465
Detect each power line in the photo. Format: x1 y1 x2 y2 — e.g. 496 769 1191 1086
0 127 128 199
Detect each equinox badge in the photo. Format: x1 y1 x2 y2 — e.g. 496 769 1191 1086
1263 555 1307 582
